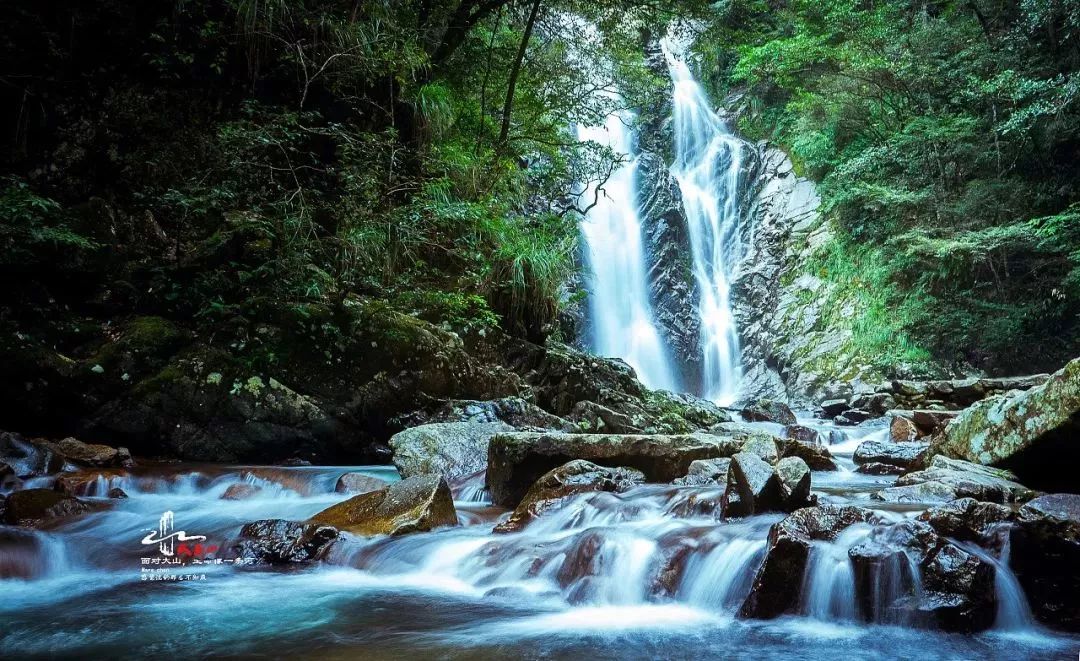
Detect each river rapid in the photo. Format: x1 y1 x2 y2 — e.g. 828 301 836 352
1 417 1077 659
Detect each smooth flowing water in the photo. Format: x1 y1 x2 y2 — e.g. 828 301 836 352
577 109 679 392
665 43 748 405
2 422 1075 659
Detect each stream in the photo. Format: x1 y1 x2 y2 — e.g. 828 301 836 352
2 418 1076 659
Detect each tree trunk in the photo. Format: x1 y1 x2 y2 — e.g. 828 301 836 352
498 0 542 146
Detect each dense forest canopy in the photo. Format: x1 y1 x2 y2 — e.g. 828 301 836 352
1 0 1078 380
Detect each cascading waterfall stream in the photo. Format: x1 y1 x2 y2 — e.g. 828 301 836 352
664 42 747 406
577 110 678 391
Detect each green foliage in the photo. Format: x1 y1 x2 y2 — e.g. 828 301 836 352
700 0 1080 371
0 179 96 264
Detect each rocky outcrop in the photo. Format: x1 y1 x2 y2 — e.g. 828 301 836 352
221 483 262 500
871 456 1035 504
673 458 731 486
392 396 572 432
917 498 1014 543
930 358 1080 491
1009 493 1080 631
0 431 65 477
233 519 339 565
849 519 996 631
494 460 645 533
730 144 830 406
389 421 512 482
487 431 745 507
309 474 458 536
853 440 929 470
3 488 102 527
740 399 796 425
740 505 876 618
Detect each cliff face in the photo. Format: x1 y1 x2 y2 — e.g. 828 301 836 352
636 41 702 393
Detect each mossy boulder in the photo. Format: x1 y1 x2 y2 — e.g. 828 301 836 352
389 421 513 482
931 357 1080 491
309 474 458 536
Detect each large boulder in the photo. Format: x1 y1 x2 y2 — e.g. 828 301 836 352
53 437 134 468
853 440 929 469
849 519 996 632
334 472 390 495
917 498 1014 543
776 457 813 511
1009 493 1080 630
872 456 1035 504
494 460 645 533
389 421 512 481
931 358 1080 491
778 435 838 471
233 519 339 565
728 452 781 515
393 396 572 431
740 505 876 619
741 399 797 425
674 458 731 487
487 431 744 507
310 474 458 536
3 489 102 527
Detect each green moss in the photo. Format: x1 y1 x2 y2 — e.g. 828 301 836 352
123 316 185 355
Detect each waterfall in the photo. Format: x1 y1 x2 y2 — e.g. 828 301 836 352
577 110 678 391
664 43 747 406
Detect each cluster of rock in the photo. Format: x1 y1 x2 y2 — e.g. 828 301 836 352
0 431 133 528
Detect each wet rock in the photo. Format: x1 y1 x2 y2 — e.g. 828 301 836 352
835 409 873 425
1010 493 1080 630
931 358 1080 492
494 460 645 533
853 440 929 469
911 410 957 437
674 458 731 487
855 462 906 476
0 431 64 477
221 483 262 500
233 519 339 565
54 437 135 468
784 425 821 445
873 456 1033 504
776 457 812 510
743 435 780 465
820 399 849 417
276 458 313 467
0 527 57 579
917 498 1014 543
0 462 20 493
389 421 513 482
778 437 838 471
107 487 128 499
741 399 797 425
334 472 389 495
740 505 876 618
849 519 996 632
727 452 781 515
487 431 744 507
850 393 897 416
570 401 644 433
310 474 458 536
3 489 102 527
890 415 919 442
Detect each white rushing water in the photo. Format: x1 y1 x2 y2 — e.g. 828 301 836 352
665 42 747 405
577 110 678 391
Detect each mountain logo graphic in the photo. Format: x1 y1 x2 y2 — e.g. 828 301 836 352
140 511 207 556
